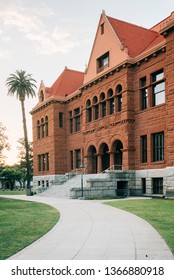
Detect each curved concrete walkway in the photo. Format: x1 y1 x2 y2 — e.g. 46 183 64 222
2 195 173 260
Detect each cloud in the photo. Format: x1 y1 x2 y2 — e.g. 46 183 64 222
2 36 11 42
0 48 11 58
26 29 80 55
0 6 44 33
0 3 81 56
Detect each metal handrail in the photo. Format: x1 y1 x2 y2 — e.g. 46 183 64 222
100 165 122 173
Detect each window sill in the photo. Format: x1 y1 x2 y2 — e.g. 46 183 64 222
150 160 165 165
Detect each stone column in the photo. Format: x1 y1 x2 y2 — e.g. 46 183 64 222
109 152 115 169
97 154 102 173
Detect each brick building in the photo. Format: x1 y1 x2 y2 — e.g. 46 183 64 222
31 11 174 196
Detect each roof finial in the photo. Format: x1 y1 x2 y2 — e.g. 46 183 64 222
102 9 105 15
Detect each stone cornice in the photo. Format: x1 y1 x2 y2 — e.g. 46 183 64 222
83 118 135 135
159 19 174 36
30 92 82 115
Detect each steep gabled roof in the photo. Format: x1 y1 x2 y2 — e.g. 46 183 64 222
107 16 165 57
47 67 84 97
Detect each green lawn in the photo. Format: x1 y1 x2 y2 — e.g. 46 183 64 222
0 197 60 259
105 199 174 254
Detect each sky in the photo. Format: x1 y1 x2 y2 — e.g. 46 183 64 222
0 0 174 165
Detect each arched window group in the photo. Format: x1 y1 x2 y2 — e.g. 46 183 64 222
86 139 123 173
86 85 122 123
37 116 48 139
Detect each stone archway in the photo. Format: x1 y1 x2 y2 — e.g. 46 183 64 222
87 145 97 174
99 143 110 172
112 140 123 170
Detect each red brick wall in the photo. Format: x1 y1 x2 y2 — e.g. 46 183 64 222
32 26 174 177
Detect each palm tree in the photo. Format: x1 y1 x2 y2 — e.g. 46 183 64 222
6 70 37 195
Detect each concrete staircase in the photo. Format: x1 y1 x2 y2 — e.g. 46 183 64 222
37 173 108 199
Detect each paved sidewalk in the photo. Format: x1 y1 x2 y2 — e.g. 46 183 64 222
2 195 173 260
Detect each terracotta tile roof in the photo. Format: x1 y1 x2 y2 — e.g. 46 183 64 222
47 67 84 97
107 16 165 57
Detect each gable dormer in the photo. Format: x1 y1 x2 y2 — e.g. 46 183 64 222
84 10 165 85
38 80 50 103
84 10 129 84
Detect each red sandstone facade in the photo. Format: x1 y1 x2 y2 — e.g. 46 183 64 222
31 11 174 195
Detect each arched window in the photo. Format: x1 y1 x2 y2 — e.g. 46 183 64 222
86 99 91 107
108 88 114 114
116 84 122 93
41 118 44 138
100 92 106 117
40 90 44 102
93 96 99 120
45 116 48 137
37 120 40 139
86 99 92 122
100 92 105 101
107 88 113 98
93 96 98 104
116 84 122 112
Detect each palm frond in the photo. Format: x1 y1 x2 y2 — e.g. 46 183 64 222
6 70 37 100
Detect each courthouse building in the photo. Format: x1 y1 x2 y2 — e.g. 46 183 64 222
31 11 174 195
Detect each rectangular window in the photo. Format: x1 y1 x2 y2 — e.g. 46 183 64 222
38 155 41 172
100 23 104 35
141 135 147 163
152 178 163 194
74 108 80 132
141 178 146 194
140 77 148 110
69 111 73 133
42 154 46 171
70 151 73 170
46 153 49 171
152 132 164 162
97 52 109 73
74 107 80 115
141 88 148 110
75 149 81 168
151 69 165 106
75 115 80 131
38 153 49 172
59 112 63 128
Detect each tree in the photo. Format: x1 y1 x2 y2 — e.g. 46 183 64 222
0 122 10 165
17 138 33 188
0 166 23 190
6 70 37 195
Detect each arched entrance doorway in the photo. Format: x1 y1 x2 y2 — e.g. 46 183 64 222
99 143 110 172
87 145 97 173
112 140 123 170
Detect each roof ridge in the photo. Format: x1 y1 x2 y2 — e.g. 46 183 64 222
106 14 163 57
140 33 163 54
64 67 84 74
106 15 159 35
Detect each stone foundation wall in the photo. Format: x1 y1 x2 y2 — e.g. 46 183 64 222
70 170 137 198
33 167 174 198
135 167 174 195
33 174 67 188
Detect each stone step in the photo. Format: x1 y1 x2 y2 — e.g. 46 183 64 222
36 173 108 198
